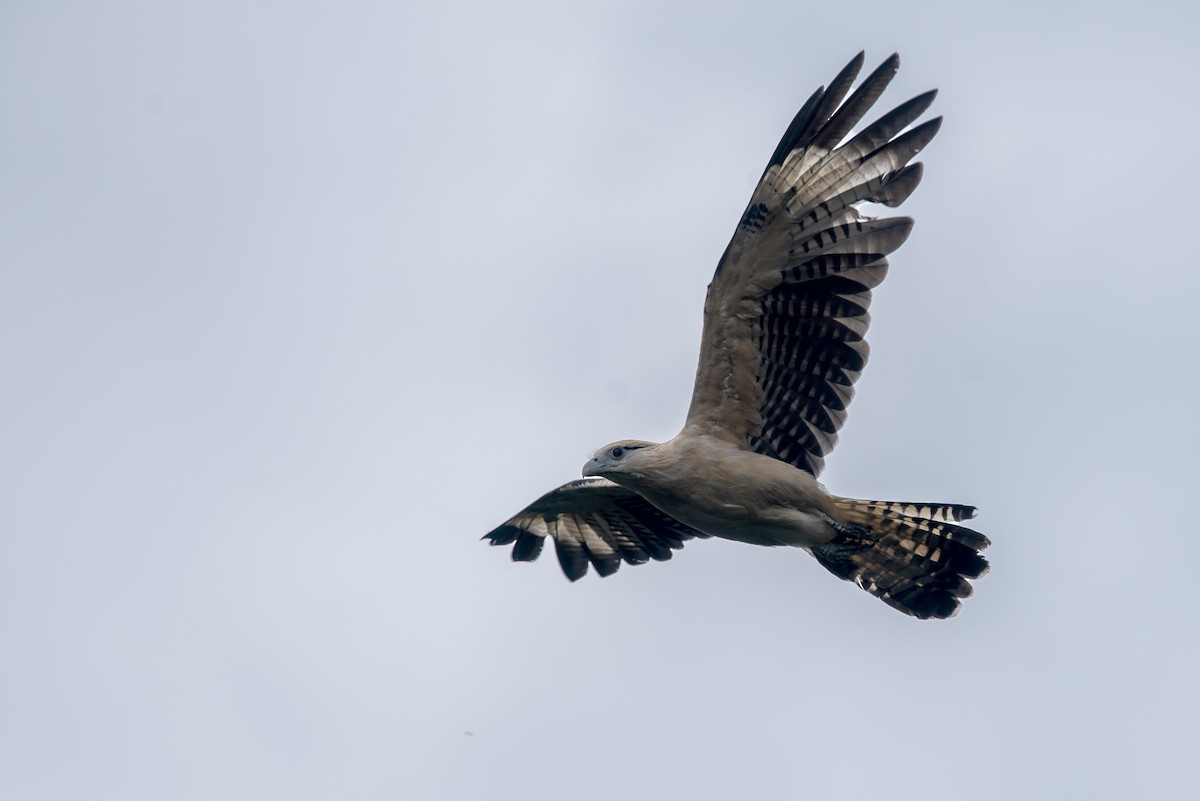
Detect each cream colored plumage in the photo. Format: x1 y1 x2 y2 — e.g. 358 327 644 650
485 53 989 619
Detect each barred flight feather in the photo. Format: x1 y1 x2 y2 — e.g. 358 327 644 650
762 313 869 345
763 386 848 435
789 218 913 263
760 360 854 411
790 165 923 236
483 478 709 581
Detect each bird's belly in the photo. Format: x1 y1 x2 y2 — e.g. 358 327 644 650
642 491 835 548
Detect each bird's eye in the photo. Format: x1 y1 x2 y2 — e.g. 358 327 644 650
611 446 625 459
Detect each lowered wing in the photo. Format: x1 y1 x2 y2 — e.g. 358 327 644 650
484 478 708 581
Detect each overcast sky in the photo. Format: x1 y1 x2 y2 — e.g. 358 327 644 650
3 2 1198 799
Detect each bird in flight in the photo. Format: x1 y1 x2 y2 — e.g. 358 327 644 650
485 53 988 619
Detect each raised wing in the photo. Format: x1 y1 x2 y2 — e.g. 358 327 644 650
484 478 708 581
684 52 940 477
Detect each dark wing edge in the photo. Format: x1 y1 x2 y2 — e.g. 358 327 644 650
686 52 941 479
484 478 709 581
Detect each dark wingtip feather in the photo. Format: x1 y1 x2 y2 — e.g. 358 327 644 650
591 554 622 578
483 524 520 546
846 89 938 157
553 538 589 581
810 52 866 130
871 116 943 163
511 530 545 563
814 54 903 151
904 87 939 112
764 51 871 173
868 162 923 207
765 86 825 171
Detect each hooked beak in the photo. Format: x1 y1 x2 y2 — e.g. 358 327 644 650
581 457 604 477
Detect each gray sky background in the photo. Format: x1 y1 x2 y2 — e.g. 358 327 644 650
3 2 1198 799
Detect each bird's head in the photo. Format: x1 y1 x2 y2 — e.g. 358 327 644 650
582 439 658 481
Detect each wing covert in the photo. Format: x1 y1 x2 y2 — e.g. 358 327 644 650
484 478 708 581
685 52 940 477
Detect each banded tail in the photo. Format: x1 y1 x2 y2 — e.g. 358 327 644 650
815 498 990 619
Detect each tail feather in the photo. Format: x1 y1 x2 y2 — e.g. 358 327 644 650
852 498 978 523
815 498 990 619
